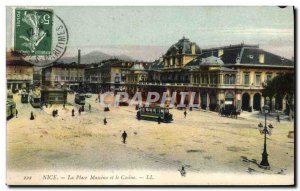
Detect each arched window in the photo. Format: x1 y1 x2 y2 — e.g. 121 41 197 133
224 74 230 84
229 75 236 84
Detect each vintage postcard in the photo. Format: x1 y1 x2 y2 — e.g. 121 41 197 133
6 6 295 186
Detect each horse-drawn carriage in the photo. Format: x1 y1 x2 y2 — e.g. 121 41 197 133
219 108 240 119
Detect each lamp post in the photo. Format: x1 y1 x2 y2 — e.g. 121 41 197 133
257 97 273 170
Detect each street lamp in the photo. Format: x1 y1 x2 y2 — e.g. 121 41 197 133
257 97 274 170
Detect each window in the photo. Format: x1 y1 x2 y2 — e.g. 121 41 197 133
255 74 261 86
259 54 265 64
224 74 230 84
210 75 214 84
266 74 272 81
244 73 250 85
229 75 236 84
218 49 224 57
211 75 217 84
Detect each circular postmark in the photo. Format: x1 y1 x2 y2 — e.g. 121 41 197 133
14 8 68 67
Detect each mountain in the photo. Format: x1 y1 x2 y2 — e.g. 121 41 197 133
60 51 134 64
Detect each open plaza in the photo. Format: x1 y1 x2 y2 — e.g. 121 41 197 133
7 93 294 185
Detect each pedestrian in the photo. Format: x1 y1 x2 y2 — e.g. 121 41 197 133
137 110 141 120
184 110 187 118
277 113 280 123
79 108 81 115
30 111 34 120
104 117 107 125
72 109 75 117
89 104 91 111
122 131 127 144
158 115 161 124
15 109 18 118
179 166 186 177
52 110 55 117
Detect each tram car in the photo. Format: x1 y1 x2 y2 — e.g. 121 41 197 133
7 92 13 100
30 94 41 108
137 106 173 123
75 93 86 105
21 91 29 103
6 100 16 119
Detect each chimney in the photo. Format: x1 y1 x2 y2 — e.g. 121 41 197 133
78 49 81 64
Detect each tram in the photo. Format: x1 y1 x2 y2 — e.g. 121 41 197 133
21 91 29 103
75 93 86 105
30 94 41 108
6 100 16 119
137 106 173 123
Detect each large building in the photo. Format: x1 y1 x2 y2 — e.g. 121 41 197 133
129 37 294 112
42 62 85 89
6 51 34 92
84 59 153 93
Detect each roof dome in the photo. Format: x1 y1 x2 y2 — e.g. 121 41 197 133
201 56 224 65
130 63 145 71
165 36 201 56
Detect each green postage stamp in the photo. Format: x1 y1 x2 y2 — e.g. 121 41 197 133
14 8 53 55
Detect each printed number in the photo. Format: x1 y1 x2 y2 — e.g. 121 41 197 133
43 14 50 25
24 176 32 180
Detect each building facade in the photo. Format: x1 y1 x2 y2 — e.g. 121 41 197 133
6 51 34 92
84 59 153 93
128 38 294 112
42 62 85 90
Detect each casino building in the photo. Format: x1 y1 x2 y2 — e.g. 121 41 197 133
128 37 294 112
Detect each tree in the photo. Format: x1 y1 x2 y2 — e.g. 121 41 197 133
262 73 294 119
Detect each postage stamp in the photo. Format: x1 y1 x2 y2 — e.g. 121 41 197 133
13 8 68 67
14 8 53 55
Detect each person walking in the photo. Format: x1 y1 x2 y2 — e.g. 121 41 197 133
179 166 186 177
15 109 18 118
184 110 187 118
89 104 91 111
30 111 34 120
277 113 280 123
78 108 81 115
122 131 127 144
72 109 75 117
104 117 107 125
158 115 161 124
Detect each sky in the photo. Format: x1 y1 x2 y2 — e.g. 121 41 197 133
7 6 294 61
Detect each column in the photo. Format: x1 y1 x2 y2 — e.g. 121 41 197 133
282 96 287 111
249 93 254 112
261 96 265 108
271 96 276 111
198 90 201 108
206 92 210 110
